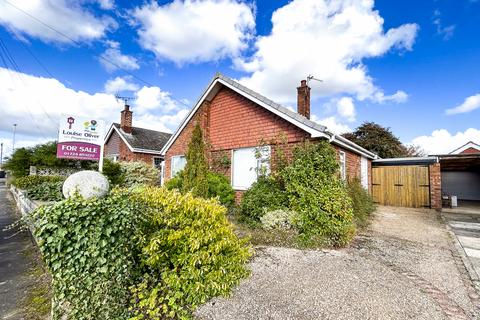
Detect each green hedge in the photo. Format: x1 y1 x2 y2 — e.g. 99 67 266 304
31 187 251 319
12 175 65 190
32 189 138 319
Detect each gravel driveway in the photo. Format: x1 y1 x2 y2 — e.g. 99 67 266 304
195 207 480 320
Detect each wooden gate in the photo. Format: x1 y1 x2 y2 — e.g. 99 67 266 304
372 165 430 208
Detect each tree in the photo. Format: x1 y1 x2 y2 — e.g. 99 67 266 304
182 123 209 197
4 147 33 177
343 122 424 158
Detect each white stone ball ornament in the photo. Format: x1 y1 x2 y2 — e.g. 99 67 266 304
62 170 110 199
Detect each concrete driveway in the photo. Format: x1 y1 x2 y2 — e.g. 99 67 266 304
196 207 479 320
443 206 480 292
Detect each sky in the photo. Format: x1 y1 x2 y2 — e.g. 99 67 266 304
0 0 479 158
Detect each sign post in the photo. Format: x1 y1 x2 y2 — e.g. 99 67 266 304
57 115 105 172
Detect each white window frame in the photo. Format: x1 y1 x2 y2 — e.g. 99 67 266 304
231 146 271 191
339 151 347 181
171 155 186 178
360 156 369 190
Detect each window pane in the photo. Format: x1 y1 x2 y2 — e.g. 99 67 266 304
339 151 346 181
171 156 186 177
233 146 271 190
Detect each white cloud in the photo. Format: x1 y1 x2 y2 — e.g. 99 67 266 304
0 0 116 43
237 0 418 104
433 10 455 41
336 97 355 121
311 115 351 135
373 90 409 103
0 67 186 145
411 128 480 155
104 76 139 94
131 0 255 64
100 41 140 72
97 0 114 10
445 94 480 115
135 86 180 114
134 110 189 133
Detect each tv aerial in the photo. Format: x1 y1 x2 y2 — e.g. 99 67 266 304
306 75 323 85
115 94 136 106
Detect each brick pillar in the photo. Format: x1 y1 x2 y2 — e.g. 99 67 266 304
429 163 442 210
120 105 133 133
297 80 311 119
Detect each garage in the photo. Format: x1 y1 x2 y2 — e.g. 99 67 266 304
439 154 480 205
371 158 440 209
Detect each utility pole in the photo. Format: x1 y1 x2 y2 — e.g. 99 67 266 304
0 142 3 169
12 123 17 152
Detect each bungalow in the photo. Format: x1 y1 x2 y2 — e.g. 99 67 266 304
104 105 172 169
160 73 377 199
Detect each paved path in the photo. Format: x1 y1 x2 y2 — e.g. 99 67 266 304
0 180 36 319
196 207 479 320
443 210 480 287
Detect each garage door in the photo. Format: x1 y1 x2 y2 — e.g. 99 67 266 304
372 165 430 208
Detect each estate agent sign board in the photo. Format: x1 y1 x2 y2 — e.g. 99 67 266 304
57 115 105 161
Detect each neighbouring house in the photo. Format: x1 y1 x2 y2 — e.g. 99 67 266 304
449 141 480 155
371 141 480 210
104 105 172 169
160 73 377 200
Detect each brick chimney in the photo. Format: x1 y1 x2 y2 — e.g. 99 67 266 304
120 105 133 133
297 80 311 119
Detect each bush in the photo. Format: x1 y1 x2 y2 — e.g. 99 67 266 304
165 171 235 207
129 187 252 319
102 159 124 185
182 123 209 197
240 176 287 221
347 178 376 227
260 209 297 230
26 181 64 201
31 189 138 319
280 141 355 246
12 175 65 190
120 161 160 187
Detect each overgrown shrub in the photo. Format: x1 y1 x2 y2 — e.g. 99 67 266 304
12 175 65 190
260 209 297 230
165 171 235 207
102 159 124 185
129 187 252 319
347 178 376 227
31 189 139 319
280 141 355 246
120 161 160 187
240 176 287 221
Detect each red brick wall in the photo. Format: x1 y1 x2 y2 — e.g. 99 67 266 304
164 86 371 198
461 147 480 154
105 130 121 156
429 163 442 210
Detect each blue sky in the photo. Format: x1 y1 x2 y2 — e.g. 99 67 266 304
0 0 479 157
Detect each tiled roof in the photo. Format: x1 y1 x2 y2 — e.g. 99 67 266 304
215 73 328 134
113 123 171 152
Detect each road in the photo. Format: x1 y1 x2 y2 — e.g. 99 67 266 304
0 179 35 319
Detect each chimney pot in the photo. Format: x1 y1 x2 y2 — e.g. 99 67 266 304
297 80 311 119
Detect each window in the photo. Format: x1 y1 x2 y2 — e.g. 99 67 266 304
339 151 346 181
232 146 270 190
171 155 186 178
153 157 162 169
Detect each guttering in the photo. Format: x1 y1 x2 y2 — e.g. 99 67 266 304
373 156 438 166
323 130 377 160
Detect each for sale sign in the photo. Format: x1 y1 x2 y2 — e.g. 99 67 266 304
57 115 105 161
